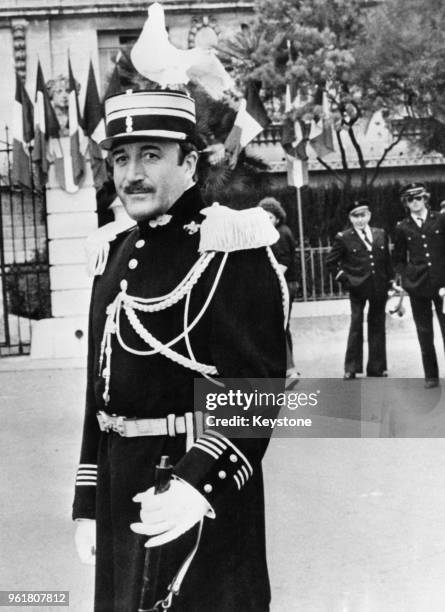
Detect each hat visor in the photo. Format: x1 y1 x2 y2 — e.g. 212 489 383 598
349 205 370 216
100 129 189 151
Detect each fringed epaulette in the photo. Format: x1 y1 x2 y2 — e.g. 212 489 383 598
198 203 279 253
85 217 136 276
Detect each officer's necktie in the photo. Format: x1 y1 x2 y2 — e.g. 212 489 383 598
416 216 424 227
361 229 373 249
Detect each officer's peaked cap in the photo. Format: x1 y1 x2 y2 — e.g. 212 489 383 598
399 182 428 199
348 199 371 216
100 89 197 150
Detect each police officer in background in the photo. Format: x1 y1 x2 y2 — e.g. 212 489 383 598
72 89 286 611
393 182 445 388
327 200 394 379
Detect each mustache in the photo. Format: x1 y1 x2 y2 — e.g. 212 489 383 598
123 182 155 194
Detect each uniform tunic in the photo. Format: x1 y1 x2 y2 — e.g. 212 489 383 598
327 226 393 375
72 184 286 611
393 210 445 379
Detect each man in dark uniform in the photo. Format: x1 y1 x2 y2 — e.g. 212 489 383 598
393 182 445 388
72 89 287 611
327 199 393 379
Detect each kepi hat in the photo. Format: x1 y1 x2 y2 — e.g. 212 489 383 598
100 89 197 150
348 199 371 216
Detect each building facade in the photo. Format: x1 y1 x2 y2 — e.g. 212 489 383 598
0 1 256 357
0 1 443 357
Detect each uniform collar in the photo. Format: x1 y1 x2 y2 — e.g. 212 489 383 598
137 183 205 236
354 224 371 236
410 209 428 224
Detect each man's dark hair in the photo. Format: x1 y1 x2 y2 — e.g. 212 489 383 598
177 141 198 165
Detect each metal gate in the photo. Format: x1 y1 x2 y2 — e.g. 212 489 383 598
0 128 51 356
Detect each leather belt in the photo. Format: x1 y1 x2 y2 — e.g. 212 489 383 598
96 410 203 443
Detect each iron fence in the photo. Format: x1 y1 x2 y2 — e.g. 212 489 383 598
294 243 347 302
0 128 51 356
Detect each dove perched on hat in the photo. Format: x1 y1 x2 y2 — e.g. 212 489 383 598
130 2 233 99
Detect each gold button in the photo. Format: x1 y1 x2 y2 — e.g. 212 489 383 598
204 484 213 493
230 454 238 463
120 280 128 291
135 239 145 249
218 470 227 479
428 263 432 267
128 259 138 270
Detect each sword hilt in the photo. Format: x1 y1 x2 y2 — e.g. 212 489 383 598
154 455 173 494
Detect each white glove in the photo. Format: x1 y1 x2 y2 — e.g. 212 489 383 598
130 479 212 548
74 519 96 565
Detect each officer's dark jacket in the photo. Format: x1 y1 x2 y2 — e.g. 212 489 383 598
326 226 393 292
73 183 286 518
393 210 445 296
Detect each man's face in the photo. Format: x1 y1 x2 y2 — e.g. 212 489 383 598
404 192 428 215
111 140 197 222
349 210 371 231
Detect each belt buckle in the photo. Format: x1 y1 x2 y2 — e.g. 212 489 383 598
111 415 126 436
97 411 112 432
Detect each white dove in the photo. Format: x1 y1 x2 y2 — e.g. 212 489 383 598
131 2 233 99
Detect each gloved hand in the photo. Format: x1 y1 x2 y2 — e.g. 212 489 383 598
74 519 96 565
130 478 212 547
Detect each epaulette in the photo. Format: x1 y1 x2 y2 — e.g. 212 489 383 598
85 217 136 276
198 203 279 253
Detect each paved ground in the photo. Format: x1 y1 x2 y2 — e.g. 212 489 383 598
2 310 445 611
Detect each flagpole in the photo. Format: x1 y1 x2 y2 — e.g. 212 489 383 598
296 186 307 301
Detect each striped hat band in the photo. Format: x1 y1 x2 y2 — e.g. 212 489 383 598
403 187 426 196
101 89 197 150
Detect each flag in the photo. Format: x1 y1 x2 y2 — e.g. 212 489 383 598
224 81 269 169
308 86 335 158
284 81 299 113
104 63 121 100
32 61 60 186
286 156 308 188
281 116 311 188
56 57 85 193
83 60 107 190
12 73 34 189
281 117 311 161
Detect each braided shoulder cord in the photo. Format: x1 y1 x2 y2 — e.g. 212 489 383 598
124 252 216 312
124 304 218 375
266 246 290 328
98 251 227 404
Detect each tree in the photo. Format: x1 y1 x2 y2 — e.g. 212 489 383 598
354 0 445 155
220 0 435 191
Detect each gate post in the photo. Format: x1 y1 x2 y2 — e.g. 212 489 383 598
30 138 97 359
